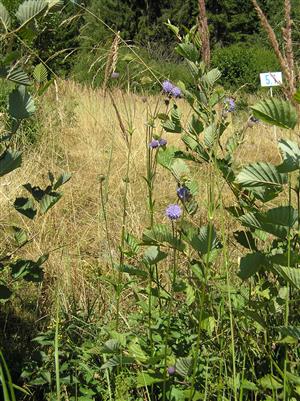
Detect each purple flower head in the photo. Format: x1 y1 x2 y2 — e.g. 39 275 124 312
167 366 176 376
224 97 235 112
171 86 181 98
162 80 174 94
149 139 160 149
177 186 191 202
159 138 167 147
165 204 182 220
111 71 119 79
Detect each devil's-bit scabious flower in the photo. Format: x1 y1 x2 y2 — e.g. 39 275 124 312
162 80 174 94
224 97 235 112
111 71 119 79
171 86 181 98
177 186 191 202
159 138 167 147
167 366 176 376
149 139 160 149
165 204 182 220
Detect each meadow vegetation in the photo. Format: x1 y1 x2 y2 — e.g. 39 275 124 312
1 1 300 401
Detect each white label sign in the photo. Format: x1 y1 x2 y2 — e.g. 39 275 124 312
260 72 283 87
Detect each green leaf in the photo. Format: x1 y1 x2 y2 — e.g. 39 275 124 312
143 246 168 265
277 326 300 340
16 0 48 24
33 63 48 83
53 172 71 190
258 374 283 390
12 226 28 246
171 159 190 180
162 106 182 133
233 230 256 250
236 162 287 188
175 42 199 62
176 357 193 378
251 98 297 129
136 371 164 388
39 193 62 213
0 285 12 300
201 68 221 88
10 258 45 282
0 150 22 176
143 224 185 251
204 123 218 149
0 64 31 86
100 355 134 370
157 146 177 170
273 265 300 289
189 225 220 255
9 85 35 119
128 338 147 363
188 114 203 136
278 139 300 172
14 197 37 219
0 2 11 31
115 264 147 278
238 252 266 280
293 88 300 104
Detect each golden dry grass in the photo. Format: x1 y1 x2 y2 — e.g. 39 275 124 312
0 80 290 314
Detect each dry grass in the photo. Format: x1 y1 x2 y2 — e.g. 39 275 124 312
0 80 288 315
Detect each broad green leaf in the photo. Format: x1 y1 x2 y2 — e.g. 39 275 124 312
162 106 182 133
278 139 300 172
233 230 256 250
277 326 300 340
115 264 147 278
0 284 12 300
188 114 203 135
136 371 164 388
143 224 185 251
0 64 31 85
238 252 266 279
102 339 120 354
128 339 147 363
157 146 177 170
0 150 22 176
9 85 35 119
264 206 297 227
204 123 218 149
176 357 193 378
10 258 45 282
239 212 289 239
175 43 198 62
39 193 61 213
143 246 167 265
171 159 190 180
201 68 221 88
236 162 287 188
189 225 220 255
251 98 298 129
53 172 71 190
273 265 300 289
0 2 11 31
100 355 134 369
12 226 28 246
16 0 48 24
258 374 283 390
33 63 48 83
14 197 37 219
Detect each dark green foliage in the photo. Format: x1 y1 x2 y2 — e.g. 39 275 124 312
211 43 280 91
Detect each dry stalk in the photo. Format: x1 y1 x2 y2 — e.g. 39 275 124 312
198 0 210 65
251 0 296 99
103 31 120 93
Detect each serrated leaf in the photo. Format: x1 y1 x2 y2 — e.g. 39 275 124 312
136 371 164 388
0 64 31 85
9 85 35 119
201 68 221 88
53 172 71 190
278 139 300 172
0 150 22 176
162 106 182 133
238 252 266 280
100 355 134 370
16 0 48 24
33 63 48 83
171 159 190 180
175 42 198 62
273 265 300 289
143 246 167 265
277 326 300 339
39 193 62 213
0 2 11 31
128 339 147 363
176 357 193 378
143 224 185 251
14 197 37 219
12 226 28 246
251 98 297 129
236 162 287 188
204 123 218 149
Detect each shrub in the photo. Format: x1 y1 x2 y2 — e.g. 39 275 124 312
212 43 280 91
